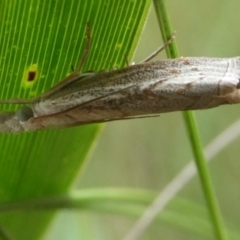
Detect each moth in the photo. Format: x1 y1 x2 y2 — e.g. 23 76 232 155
0 24 240 133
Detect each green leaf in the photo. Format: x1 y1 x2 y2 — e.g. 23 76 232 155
0 0 151 239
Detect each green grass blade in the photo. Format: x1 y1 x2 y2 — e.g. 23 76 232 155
153 0 228 239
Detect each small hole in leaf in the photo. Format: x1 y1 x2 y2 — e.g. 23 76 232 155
27 71 37 81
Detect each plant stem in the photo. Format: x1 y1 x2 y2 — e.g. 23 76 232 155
153 0 228 239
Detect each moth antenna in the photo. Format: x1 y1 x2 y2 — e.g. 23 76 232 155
140 31 176 63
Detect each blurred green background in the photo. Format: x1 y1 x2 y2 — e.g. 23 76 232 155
45 1 240 240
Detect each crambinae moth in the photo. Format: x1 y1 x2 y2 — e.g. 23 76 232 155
0 24 240 133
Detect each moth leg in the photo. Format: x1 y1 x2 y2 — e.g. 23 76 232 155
75 21 91 73
139 31 176 63
36 22 92 99
124 54 130 66
47 22 91 90
123 31 175 67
